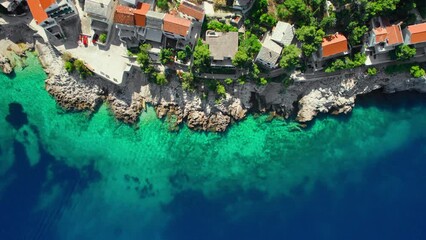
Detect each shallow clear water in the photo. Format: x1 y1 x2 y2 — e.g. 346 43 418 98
1 54 426 239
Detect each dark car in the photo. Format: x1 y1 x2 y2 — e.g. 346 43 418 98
92 33 99 44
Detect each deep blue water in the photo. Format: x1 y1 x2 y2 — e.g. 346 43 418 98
1 55 426 239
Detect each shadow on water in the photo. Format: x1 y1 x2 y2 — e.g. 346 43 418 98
0 127 101 239
161 135 426 240
5 102 28 130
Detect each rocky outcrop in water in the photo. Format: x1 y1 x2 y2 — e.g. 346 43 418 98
0 55 12 74
35 37 426 131
295 71 426 122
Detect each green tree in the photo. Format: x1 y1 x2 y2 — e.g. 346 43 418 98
232 50 250 68
410 65 426 78
177 51 187 61
394 45 416 61
159 48 174 65
136 43 151 69
193 42 211 72
181 72 194 90
279 44 302 70
259 13 278 28
349 25 368 46
156 0 168 11
296 26 325 57
364 0 400 17
239 32 262 57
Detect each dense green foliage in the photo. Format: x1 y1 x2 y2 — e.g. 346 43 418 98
245 0 269 35
159 48 174 65
99 33 107 43
239 32 262 57
279 44 302 70
295 26 325 57
259 13 278 28
73 59 93 79
177 46 192 62
193 42 211 72
64 61 74 73
325 53 366 72
232 50 250 68
180 72 195 90
224 78 233 85
367 67 377 76
258 77 268 85
410 65 426 78
155 73 168 85
393 45 416 61
216 83 226 98
156 0 168 11
207 20 238 32
233 32 261 68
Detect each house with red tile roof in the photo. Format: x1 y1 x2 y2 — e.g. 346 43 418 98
163 14 192 39
27 0 77 39
114 3 153 47
178 1 205 23
404 22 426 46
311 33 350 70
366 17 403 55
320 33 349 59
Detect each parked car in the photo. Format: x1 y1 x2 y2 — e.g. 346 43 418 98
92 33 99 44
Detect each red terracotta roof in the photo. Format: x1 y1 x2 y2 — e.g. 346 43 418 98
134 3 150 27
373 28 388 43
27 0 56 24
178 1 204 21
407 23 426 44
373 24 403 45
163 14 191 36
321 33 348 58
114 5 135 25
384 25 403 45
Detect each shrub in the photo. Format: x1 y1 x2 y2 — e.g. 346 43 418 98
207 20 238 32
258 77 268 85
99 33 107 43
410 65 426 78
159 48 174 65
367 67 377 76
216 83 226 98
155 73 168 85
73 60 93 79
224 78 233 85
156 0 168 11
64 61 74 73
394 45 416 61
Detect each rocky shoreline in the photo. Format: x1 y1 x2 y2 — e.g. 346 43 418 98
2 24 426 132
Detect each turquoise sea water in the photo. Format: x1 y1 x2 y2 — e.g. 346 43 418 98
1 53 426 239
